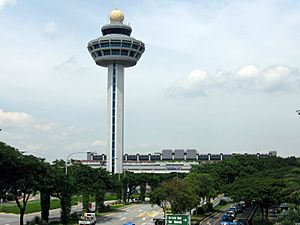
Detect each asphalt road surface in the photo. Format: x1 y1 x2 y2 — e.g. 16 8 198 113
201 205 232 225
97 204 164 225
235 205 255 224
201 205 255 225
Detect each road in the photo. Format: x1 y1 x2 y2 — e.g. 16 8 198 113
97 204 163 225
200 205 232 225
201 205 255 225
0 203 162 225
235 205 256 224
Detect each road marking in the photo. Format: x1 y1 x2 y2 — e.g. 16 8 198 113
138 212 147 217
139 209 143 212
121 217 126 221
138 211 160 218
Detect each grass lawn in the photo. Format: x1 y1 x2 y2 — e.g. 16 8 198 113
0 197 79 214
0 194 117 214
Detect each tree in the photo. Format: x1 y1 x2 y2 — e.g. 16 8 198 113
228 174 285 220
39 162 56 223
150 177 198 214
0 142 47 225
71 162 94 212
184 173 216 205
278 204 300 225
51 160 76 225
121 172 141 203
92 168 111 212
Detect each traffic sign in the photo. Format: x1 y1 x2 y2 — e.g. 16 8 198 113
166 214 190 225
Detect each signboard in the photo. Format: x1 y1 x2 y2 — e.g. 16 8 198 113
166 214 190 225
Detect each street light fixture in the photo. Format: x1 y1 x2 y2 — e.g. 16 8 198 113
65 151 89 175
296 110 300 115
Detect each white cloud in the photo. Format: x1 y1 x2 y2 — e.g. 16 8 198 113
43 21 57 35
54 56 88 75
166 69 215 98
33 122 57 131
0 0 16 10
0 109 33 127
166 65 300 98
0 109 57 132
91 139 106 147
25 143 48 152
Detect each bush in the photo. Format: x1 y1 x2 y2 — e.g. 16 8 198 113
196 205 208 215
206 203 213 212
70 212 81 221
219 199 227 206
28 216 47 225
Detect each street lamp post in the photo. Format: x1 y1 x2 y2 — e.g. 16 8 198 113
65 151 88 175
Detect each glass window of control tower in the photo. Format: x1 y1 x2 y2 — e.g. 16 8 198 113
122 42 131 48
100 42 109 47
111 42 121 47
112 49 120 55
103 50 110 55
121 50 128 55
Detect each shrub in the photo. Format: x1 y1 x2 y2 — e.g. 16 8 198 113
28 216 47 225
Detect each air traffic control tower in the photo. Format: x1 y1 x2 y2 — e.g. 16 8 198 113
87 10 145 174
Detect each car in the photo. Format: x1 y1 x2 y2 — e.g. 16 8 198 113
239 201 246 209
226 211 236 219
221 222 244 225
221 214 234 222
235 204 244 213
228 206 238 213
124 222 135 225
79 213 96 225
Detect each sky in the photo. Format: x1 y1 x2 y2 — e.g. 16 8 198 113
0 0 300 161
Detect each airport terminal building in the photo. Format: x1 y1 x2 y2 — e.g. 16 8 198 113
81 149 277 174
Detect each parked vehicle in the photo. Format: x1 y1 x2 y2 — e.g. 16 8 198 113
228 206 238 215
124 222 135 225
226 211 236 219
221 222 244 225
235 204 244 213
221 214 234 222
79 213 96 225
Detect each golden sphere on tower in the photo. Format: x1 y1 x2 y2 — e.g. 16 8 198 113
109 9 124 23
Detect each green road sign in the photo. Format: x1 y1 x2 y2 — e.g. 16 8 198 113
166 214 190 225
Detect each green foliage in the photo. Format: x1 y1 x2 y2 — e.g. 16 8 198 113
150 177 199 214
0 142 49 225
278 204 300 225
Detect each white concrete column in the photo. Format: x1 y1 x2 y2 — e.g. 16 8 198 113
107 63 124 174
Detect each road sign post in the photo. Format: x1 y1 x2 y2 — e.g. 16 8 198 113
166 214 190 225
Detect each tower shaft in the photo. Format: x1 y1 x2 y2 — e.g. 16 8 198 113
107 63 124 174
87 9 145 175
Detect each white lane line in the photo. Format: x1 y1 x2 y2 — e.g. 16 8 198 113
121 217 127 221
139 209 143 212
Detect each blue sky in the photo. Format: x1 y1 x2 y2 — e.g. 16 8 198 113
1 0 300 161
